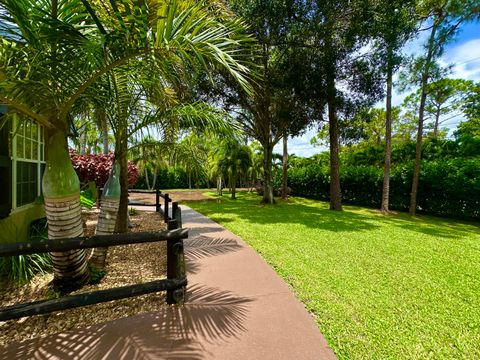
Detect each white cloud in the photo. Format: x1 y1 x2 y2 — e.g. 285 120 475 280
282 36 480 158
441 38 480 81
274 128 326 157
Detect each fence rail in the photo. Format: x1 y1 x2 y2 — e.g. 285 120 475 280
128 189 173 222
0 228 187 257
0 205 187 322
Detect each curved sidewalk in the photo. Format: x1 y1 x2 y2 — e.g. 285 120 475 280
0 205 336 359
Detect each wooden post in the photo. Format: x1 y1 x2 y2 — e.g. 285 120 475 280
172 202 178 220
166 207 186 305
156 188 160 213
164 193 170 222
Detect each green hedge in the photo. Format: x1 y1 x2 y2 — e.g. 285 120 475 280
284 158 480 220
135 168 189 189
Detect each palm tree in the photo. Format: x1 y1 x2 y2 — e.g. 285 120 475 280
172 133 209 189
215 139 252 200
0 0 254 289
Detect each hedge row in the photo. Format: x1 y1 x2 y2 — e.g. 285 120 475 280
282 158 480 220
135 168 189 189
135 167 209 189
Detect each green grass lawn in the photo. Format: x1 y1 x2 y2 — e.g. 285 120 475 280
187 192 480 360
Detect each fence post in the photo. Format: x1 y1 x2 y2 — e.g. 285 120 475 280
172 202 178 221
164 193 170 222
166 207 186 305
156 188 160 213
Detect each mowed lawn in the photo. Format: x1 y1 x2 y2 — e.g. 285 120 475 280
187 192 480 360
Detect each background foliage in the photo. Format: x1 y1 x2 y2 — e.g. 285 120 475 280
280 157 480 219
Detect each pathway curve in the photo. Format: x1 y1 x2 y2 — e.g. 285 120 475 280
0 205 336 360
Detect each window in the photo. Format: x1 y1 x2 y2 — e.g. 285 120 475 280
11 118 45 209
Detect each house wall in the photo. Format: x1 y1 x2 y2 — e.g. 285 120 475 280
0 204 45 243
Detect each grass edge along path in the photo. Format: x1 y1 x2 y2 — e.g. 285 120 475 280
187 192 480 360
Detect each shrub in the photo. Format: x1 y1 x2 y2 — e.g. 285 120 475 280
0 218 52 286
287 158 480 220
70 151 139 188
135 167 189 189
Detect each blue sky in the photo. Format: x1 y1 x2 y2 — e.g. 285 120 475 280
281 21 480 157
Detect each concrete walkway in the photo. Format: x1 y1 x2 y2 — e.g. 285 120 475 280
0 206 336 360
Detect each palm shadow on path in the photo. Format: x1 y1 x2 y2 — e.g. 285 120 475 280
0 284 253 360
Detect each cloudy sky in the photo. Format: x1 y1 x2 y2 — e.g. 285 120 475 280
279 21 480 158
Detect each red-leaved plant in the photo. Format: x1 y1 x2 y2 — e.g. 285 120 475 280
70 150 139 188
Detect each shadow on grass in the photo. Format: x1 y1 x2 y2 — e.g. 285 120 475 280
187 193 480 239
187 195 380 233
368 209 480 239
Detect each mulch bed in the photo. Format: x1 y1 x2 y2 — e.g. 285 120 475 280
0 210 167 347
129 189 212 204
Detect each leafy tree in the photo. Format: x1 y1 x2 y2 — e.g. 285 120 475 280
403 78 472 139
305 0 383 211
199 0 318 204
402 0 480 215
372 0 418 212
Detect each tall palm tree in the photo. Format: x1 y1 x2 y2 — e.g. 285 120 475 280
0 0 255 289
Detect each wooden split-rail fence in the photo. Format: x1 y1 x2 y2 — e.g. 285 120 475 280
0 203 186 322
128 188 173 223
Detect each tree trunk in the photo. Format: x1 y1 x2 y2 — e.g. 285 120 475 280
151 168 157 191
433 107 441 139
80 127 87 155
100 111 109 154
281 134 289 200
188 172 192 189
42 130 89 291
326 77 342 210
262 140 274 204
325 26 342 211
231 169 237 200
217 176 223 196
145 168 150 190
90 163 120 270
410 21 438 216
381 45 394 213
115 137 129 233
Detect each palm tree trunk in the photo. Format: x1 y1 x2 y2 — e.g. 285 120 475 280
43 131 89 291
381 45 394 212
115 138 129 233
100 111 109 154
231 170 237 200
262 141 274 204
145 168 150 190
281 134 288 200
89 196 119 269
90 163 120 270
217 176 222 195
80 128 87 155
152 168 157 191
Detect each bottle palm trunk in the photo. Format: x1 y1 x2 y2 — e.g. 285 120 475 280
43 131 89 290
90 162 120 270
